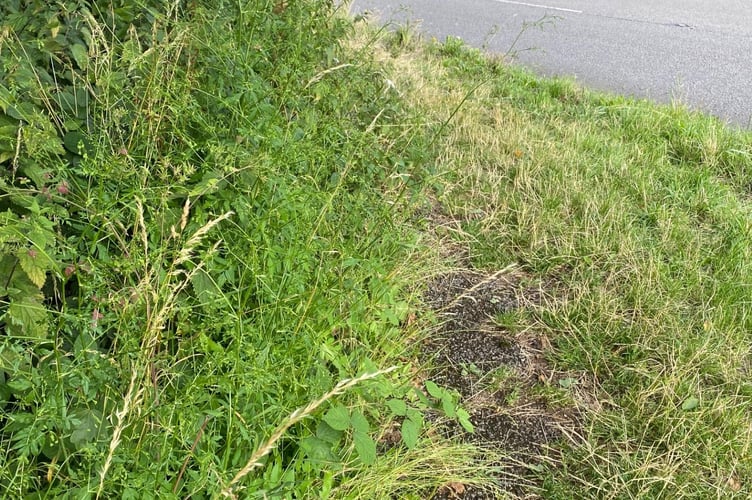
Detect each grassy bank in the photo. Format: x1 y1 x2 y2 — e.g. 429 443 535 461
365 24 752 498
3 1 752 497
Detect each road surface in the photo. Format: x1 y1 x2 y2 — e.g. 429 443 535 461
348 0 752 127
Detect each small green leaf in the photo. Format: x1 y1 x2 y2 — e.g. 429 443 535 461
70 43 89 70
299 436 337 463
526 463 545 473
406 408 423 427
323 405 351 431
316 421 343 445
353 430 376 465
386 398 407 416
424 380 443 399
681 397 699 411
441 394 456 418
457 408 474 433
401 418 420 449
413 386 432 407
350 410 370 434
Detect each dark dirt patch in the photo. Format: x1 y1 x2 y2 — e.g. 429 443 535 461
422 269 577 499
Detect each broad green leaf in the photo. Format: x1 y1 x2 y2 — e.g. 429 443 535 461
316 421 343 445
0 381 10 408
27 226 55 249
413 386 432 407
6 377 32 394
191 268 219 301
5 103 35 122
401 418 420 449
70 43 89 70
350 410 370 434
386 398 407 416
69 409 101 448
0 124 18 141
17 249 47 288
425 380 443 399
299 436 337 463
406 408 423 428
63 130 89 154
353 430 376 465
6 296 48 339
322 405 350 431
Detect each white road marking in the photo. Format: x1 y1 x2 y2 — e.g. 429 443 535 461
491 0 582 14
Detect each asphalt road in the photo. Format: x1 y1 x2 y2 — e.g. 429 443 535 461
348 0 752 127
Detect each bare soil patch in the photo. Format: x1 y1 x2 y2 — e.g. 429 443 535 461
422 258 578 498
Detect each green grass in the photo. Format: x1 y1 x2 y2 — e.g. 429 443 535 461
4 2 752 498
372 30 752 498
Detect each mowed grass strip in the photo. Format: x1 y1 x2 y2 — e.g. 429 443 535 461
366 27 752 498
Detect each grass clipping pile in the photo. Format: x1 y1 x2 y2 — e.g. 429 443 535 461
422 241 578 498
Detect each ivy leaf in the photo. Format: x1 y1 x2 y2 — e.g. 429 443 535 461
353 430 376 465
386 398 407 416
401 417 420 449
322 405 350 431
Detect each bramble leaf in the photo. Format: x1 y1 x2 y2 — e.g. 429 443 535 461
17 249 47 288
6 295 48 339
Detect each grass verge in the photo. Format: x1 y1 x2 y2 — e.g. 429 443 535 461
362 22 752 499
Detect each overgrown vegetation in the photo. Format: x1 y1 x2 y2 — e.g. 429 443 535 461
0 1 494 497
4 0 752 497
